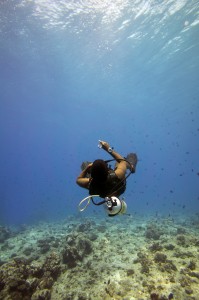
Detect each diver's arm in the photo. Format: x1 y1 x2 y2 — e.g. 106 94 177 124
76 164 92 188
110 151 127 180
100 141 127 180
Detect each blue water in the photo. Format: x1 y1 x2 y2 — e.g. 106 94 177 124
0 0 199 225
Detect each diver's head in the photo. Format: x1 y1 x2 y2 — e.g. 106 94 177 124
104 196 127 217
91 159 108 182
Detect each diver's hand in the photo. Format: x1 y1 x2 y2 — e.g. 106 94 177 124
99 141 110 151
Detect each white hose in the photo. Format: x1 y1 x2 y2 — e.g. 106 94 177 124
78 195 100 212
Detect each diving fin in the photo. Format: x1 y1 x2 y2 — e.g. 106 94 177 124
126 153 138 172
81 161 92 178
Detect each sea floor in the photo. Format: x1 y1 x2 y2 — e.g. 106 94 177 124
0 213 199 300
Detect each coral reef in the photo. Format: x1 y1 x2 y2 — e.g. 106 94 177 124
0 251 61 299
0 226 12 243
145 223 163 240
154 252 167 263
0 214 199 299
134 251 151 274
62 232 93 268
149 242 163 252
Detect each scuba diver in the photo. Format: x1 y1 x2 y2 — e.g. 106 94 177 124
76 140 138 217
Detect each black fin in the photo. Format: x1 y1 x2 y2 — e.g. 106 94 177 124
126 153 138 171
81 161 92 171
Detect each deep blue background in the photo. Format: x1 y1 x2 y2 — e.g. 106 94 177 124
0 0 199 225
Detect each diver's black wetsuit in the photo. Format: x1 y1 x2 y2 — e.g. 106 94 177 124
88 169 126 198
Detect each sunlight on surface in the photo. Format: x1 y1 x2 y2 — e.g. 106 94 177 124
18 0 129 28
16 0 199 31
10 0 198 71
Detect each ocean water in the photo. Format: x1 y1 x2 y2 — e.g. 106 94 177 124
0 1 199 299
1 0 199 226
